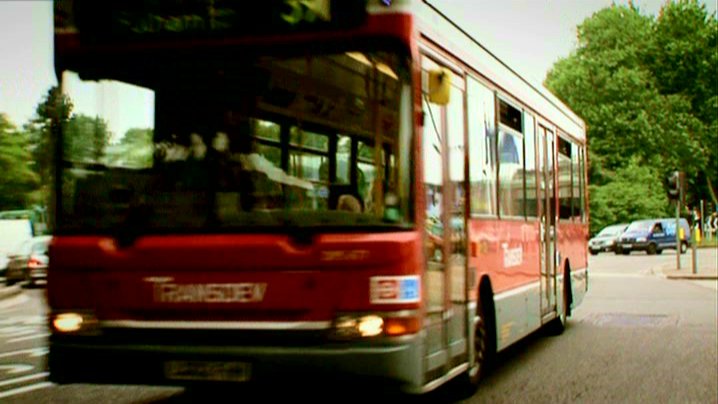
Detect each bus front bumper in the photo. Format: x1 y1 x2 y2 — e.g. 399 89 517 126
48 335 423 390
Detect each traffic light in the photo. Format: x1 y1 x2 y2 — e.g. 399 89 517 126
667 171 680 199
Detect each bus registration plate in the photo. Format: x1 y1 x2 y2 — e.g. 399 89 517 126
165 360 251 382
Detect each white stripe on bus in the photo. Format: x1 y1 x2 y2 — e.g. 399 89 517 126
102 320 332 330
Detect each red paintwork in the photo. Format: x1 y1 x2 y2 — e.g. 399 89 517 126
558 221 588 273
47 232 423 322
469 219 542 295
467 217 587 296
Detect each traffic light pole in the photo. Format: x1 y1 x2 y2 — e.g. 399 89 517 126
668 170 682 270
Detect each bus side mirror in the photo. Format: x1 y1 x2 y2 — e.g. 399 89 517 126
428 68 451 105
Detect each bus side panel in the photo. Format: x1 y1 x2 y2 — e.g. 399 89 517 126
558 221 588 309
468 218 542 349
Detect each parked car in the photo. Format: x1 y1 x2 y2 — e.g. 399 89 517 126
5 236 52 287
588 223 629 255
0 219 34 279
616 218 690 255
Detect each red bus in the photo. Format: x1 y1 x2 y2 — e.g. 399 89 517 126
48 0 588 394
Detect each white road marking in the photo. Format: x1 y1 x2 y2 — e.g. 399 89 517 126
0 372 49 388
7 333 50 344
0 364 34 375
0 315 45 326
2 326 39 338
0 294 29 310
0 382 54 399
0 348 48 359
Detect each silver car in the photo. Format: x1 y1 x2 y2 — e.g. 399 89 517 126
588 224 628 255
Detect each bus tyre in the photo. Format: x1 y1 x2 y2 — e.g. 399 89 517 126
680 242 688 254
547 271 570 336
458 295 493 392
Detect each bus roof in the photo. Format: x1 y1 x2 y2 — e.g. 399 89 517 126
373 0 586 142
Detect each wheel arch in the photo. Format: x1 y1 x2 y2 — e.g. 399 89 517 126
562 258 573 317
478 275 497 354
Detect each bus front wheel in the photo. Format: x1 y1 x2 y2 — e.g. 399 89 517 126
458 287 495 392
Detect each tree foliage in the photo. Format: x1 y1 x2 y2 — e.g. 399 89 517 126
104 128 154 168
8 86 113 213
545 1 717 233
63 114 111 163
0 114 40 210
588 158 671 234
28 86 72 182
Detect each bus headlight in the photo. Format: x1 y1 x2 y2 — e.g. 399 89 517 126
330 314 420 339
332 315 383 339
51 312 99 335
357 315 384 337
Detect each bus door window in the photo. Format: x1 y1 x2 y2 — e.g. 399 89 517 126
467 78 498 217
524 113 538 219
538 125 557 315
422 97 445 266
447 78 468 358
498 100 524 218
557 135 572 221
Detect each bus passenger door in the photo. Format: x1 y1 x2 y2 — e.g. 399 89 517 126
538 126 557 317
421 56 469 381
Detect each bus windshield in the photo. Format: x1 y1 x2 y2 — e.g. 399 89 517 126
57 49 413 233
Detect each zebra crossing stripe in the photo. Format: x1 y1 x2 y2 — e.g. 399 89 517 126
0 381 54 399
0 372 49 388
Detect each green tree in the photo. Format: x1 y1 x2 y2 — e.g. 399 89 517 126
63 114 111 163
24 86 73 211
545 3 717 226
589 158 671 234
0 114 41 210
30 86 110 166
104 128 154 168
28 86 73 181
648 0 718 203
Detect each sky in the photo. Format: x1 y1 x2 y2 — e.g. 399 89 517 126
0 0 716 132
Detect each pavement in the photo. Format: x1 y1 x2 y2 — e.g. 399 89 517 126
660 246 718 280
